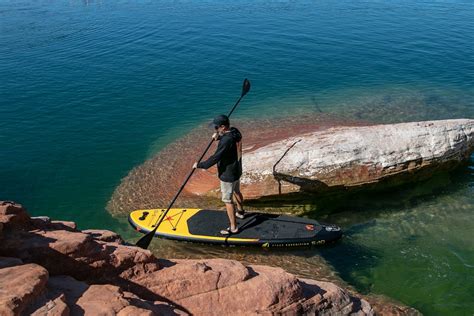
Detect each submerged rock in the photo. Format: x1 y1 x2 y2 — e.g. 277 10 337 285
107 115 369 214
0 201 418 315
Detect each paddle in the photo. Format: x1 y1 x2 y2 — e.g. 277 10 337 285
136 78 251 249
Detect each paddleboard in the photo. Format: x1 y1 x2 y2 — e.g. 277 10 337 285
129 208 342 247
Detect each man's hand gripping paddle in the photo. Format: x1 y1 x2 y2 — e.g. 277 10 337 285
136 79 251 249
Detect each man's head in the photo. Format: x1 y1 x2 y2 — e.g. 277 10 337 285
212 115 230 133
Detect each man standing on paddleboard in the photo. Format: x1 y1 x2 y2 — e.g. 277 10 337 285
193 114 245 235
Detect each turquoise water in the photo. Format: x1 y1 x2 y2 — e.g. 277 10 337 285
316 168 474 315
1 0 474 314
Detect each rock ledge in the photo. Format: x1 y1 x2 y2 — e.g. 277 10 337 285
0 201 419 315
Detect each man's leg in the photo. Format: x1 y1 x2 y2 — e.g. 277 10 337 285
221 181 238 232
233 180 245 218
234 191 244 212
225 202 237 231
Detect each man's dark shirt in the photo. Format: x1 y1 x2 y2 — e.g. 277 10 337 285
197 127 242 182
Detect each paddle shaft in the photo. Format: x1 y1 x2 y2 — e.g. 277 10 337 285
136 79 250 249
153 94 245 227
153 94 245 226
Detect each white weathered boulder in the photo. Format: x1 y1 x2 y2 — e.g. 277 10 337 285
238 119 474 198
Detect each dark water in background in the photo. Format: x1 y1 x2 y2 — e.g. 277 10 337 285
1 1 473 314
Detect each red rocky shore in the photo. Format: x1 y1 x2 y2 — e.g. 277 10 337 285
0 201 419 315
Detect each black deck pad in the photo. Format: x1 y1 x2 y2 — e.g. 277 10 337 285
187 209 322 240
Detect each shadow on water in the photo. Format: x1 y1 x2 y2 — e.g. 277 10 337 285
248 158 474 227
318 233 382 294
324 159 474 294
311 162 473 225
246 156 474 294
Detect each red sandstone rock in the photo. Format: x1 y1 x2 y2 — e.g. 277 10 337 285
82 229 124 243
131 259 251 301
40 230 92 255
174 264 302 315
0 201 419 315
0 263 49 316
30 217 78 232
81 284 137 313
51 221 77 230
0 201 30 229
290 278 374 315
116 306 154 316
0 224 161 280
29 293 69 316
45 275 182 316
76 284 149 315
130 259 377 315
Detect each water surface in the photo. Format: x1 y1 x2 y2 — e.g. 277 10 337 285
1 1 474 314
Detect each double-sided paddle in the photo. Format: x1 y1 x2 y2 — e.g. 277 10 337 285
136 78 251 249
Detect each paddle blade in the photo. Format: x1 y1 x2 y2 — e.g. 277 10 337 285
241 78 251 97
135 228 156 249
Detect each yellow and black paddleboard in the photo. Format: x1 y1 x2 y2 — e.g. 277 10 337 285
129 208 342 247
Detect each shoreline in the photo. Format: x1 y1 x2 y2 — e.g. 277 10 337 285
0 201 419 315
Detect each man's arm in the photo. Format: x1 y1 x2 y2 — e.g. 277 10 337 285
197 138 230 169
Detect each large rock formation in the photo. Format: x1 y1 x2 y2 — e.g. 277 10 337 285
107 114 367 214
231 119 474 199
0 201 419 315
108 118 474 214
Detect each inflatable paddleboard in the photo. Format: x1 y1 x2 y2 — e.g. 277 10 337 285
129 208 342 247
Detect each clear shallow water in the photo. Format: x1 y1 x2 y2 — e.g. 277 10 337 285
1 0 474 314
317 168 474 315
